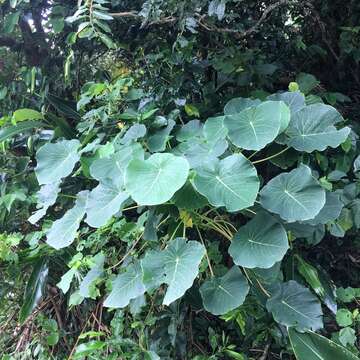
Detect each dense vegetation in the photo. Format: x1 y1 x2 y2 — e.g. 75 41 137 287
0 1 360 359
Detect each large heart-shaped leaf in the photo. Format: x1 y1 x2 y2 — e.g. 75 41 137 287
125 153 189 206
285 104 351 152
266 280 323 332
35 139 80 185
85 181 129 228
203 116 228 143
224 101 285 150
104 262 145 308
260 165 326 222
229 212 289 268
224 97 261 115
46 191 88 249
193 154 259 212
141 238 205 306
288 328 359 360
200 266 249 315
90 143 144 186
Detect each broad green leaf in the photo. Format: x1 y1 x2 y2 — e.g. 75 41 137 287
12 108 43 122
224 97 261 115
19 259 48 324
260 165 326 222
296 72 320 94
46 191 88 249
285 104 351 152
79 253 105 298
125 153 189 206
28 182 61 224
288 328 359 360
141 238 205 305
172 181 208 210
0 121 44 142
268 91 305 115
174 137 228 168
224 101 284 150
266 280 323 332
103 262 145 308
203 116 228 143
193 154 259 212
199 266 249 315
35 139 80 185
303 192 343 225
90 143 144 186
229 212 289 268
85 181 129 228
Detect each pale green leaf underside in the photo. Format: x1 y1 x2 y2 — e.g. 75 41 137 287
125 153 190 206
224 97 261 115
193 154 259 212
46 190 88 249
35 139 80 185
288 328 359 360
224 101 284 150
103 262 145 308
260 165 326 222
285 104 350 152
268 91 305 115
200 266 249 315
229 212 289 269
28 182 61 224
266 280 323 332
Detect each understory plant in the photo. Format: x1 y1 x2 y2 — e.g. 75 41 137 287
15 83 359 358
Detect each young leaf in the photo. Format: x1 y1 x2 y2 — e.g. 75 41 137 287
266 280 323 332
35 139 80 185
260 165 326 222
285 104 351 152
79 253 105 298
193 154 259 212
224 101 285 150
229 212 289 269
125 153 190 206
12 108 43 122
200 266 249 315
